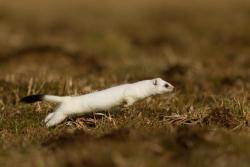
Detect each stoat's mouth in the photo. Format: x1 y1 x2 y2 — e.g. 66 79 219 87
169 86 175 92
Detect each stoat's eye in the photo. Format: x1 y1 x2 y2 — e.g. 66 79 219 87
165 84 169 88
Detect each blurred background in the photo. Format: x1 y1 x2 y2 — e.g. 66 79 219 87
0 0 249 166
0 0 249 86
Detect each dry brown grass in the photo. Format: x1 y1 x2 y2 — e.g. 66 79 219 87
0 0 249 166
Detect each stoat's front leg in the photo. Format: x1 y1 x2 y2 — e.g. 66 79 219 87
123 97 136 107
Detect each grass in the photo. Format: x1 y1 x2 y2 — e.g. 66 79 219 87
0 0 249 166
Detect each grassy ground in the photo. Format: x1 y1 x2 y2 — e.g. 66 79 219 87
0 0 249 166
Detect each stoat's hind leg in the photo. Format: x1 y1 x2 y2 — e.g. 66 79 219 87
44 112 55 123
45 107 68 127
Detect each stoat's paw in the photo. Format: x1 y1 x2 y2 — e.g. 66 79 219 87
121 100 129 108
123 97 136 107
45 113 67 127
44 112 55 123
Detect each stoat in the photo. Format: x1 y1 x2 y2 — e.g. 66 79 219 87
21 78 174 127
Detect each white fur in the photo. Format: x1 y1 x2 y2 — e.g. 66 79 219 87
44 78 174 127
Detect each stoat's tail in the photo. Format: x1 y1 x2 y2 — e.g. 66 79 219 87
21 94 70 103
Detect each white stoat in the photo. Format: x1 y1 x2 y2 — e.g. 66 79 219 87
21 78 174 127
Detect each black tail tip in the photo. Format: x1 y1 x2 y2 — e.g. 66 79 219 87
20 94 44 103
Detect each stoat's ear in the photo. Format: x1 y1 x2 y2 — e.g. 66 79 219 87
153 79 158 86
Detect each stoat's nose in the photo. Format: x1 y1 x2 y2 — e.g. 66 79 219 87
172 86 175 91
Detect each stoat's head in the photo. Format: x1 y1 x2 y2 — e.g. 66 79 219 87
151 78 174 94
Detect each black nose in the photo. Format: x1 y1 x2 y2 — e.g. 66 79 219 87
165 84 169 88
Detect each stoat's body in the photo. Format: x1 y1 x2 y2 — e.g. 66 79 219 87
21 78 174 127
